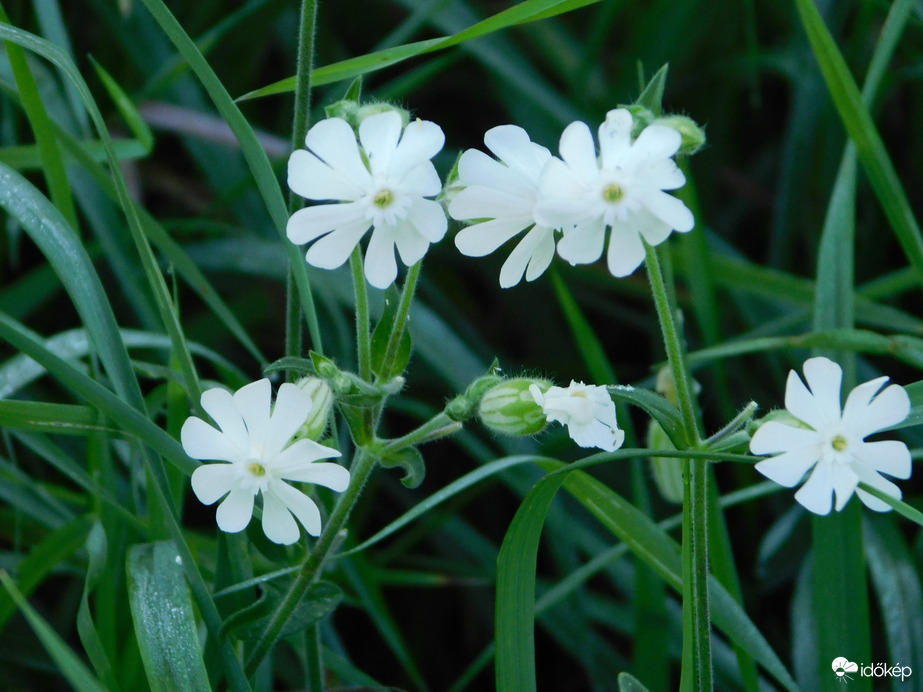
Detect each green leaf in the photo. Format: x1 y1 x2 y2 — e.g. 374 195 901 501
379 446 425 489
77 522 120 692
0 570 107 692
223 579 342 641
607 384 688 449
634 63 669 117
89 56 153 153
127 541 211 692
618 672 652 692
371 285 412 377
0 400 122 436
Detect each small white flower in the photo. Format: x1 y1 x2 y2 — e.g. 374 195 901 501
286 111 447 289
449 125 557 288
534 108 694 278
530 380 625 452
182 379 350 544
749 357 911 515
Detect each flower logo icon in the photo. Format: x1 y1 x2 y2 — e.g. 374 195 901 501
832 657 859 682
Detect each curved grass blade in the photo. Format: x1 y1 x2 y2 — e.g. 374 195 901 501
137 0 323 355
0 400 123 436
0 571 107 692
77 522 120 692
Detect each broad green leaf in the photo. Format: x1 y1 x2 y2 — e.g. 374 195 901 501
127 541 211 692
607 384 688 449
223 579 342 641
371 285 412 377
379 445 425 489
0 570 107 692
0 400 122 436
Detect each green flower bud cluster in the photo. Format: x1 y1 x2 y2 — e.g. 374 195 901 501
293 377 334 442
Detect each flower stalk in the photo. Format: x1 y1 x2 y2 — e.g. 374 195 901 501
379 260 421 380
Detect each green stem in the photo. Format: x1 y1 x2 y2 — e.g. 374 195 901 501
245 450 377 675
285 272 303 378
351 247 372 382
644 241 712 691
381 412 457 455
379 261 422 380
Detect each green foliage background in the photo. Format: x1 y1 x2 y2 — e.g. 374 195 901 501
0 0 922 690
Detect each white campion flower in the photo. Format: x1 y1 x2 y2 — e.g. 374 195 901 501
449 125 557 287
286 111 447 289
749 357 911 515
530 380 625 452
533 108 694 278
182 379 350 544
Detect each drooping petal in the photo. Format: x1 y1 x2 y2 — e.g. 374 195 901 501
359 111 402 174
749 420 820 455
556 218 606 265
181 417 241 462
364 227 399 289
304 217 373 270
455 216 534 257
272 438 343 477
853 439 912 479
270 481 323 537
261 487 301 544
390 118 445 180
190 462 238 505
215 487 255 533
558 121 601 186
200 387 248 453
605 223 647 277
304 118 370 187
264 382 312 460
286 202 367 245
754 446 820 487
634 189 695 232
234 379 271 459
793 461 835 515
287 149 365 202
500 224 556 287
843 381 909 438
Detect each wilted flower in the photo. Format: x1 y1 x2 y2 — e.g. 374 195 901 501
530 380 625 452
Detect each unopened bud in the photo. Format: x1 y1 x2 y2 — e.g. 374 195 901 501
647 419 683 504
294 377 333 441
478 378 550 436
653 115 706 156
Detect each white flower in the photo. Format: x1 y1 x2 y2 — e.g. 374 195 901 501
286 111 447 289
182 379 350 544
449 125 557 287
530 380 625 452
749 357 911 515
533 108 694 277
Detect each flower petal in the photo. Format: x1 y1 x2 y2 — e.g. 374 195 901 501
283 461 351 492
398 162 442 197
501 224 556 287
455 216 534 257
853 462 902 512
831 464 859 512
622 124 681 169
190 462 238 505
450 185 534 221
537 157 592 205
406 197 447 243
391 118 445 180
754 446 819 487
261 487 301 544
264 382 312 459
634 208 674 246
853 439 911 479
287 202 367 246
304 216 373 270
304 118 370 186
749 420 820 455
270 481 323 537
181 417 241 462
272 438 343 477
597 109 633 170
392 222 430 267
843 381 909 437
634 189 694 232
558 121 600 185
798 357 843 429
200 387 247 453
364 227 399 289
793 461 835 515
556 218 606 265
634 158 687 191
234 379 271 458
605 223 647 277
287 149 365 202
359 111 402 174
215 487 255 533
484 124 550 182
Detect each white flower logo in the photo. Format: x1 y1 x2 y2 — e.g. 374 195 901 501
832 657 858 682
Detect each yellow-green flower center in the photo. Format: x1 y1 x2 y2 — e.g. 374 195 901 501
247 461 267 477
373 189 395 208
602 183 624 203
831 434 848 452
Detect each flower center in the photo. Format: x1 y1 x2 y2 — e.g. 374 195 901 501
373 188 395 208
602 183 624 203
831 434 848 452
247 461 267 477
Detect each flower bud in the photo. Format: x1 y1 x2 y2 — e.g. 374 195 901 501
647 419 683 504
294 377 333 441
478 378 550 436
653 115 706 156
325 99 411 132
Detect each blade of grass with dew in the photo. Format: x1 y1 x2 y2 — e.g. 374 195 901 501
137 0 323 355
0 571 107 692
0 400 124 437
0 22 202 405
794 0 923 288
0 6 78 231
76 522 120 692
127 541 211 692
238 0 601 99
